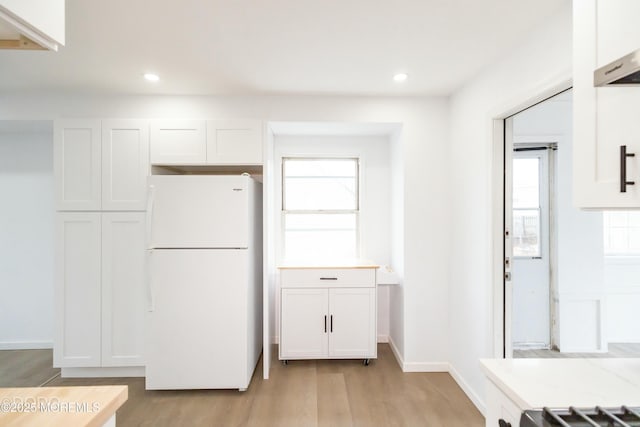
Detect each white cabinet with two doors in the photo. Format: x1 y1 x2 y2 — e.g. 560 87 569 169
149 119 263 165
54 212 146 368
574 0 640 208
279 267 377 363
54 119 148 371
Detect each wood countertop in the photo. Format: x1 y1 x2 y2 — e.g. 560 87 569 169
0 385 127 427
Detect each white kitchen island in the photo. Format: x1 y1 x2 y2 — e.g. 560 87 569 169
481 358 640 427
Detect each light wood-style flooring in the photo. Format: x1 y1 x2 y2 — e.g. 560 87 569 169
514 342 640 359
0 344 483 427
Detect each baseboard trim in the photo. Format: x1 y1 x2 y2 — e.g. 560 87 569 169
60 367 145 378
377 334 389 343
0 341 53 350
388 335 404 370
449 363 486 416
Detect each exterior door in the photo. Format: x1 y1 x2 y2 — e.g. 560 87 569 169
511 148 551 348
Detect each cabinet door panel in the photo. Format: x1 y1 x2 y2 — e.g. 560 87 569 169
150 120 206 164
54 120 101 210
101 213 146 367
207 120 263 164
574 0 640 207
280 289 328 359
328 288 376 358
102 120 149 210
54 212 101 367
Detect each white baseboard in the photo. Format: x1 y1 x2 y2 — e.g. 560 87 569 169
387 336 447 372
449 363 486 416
388 335 404 369
61 367 145 378
377 334 389 343
0 341 53 350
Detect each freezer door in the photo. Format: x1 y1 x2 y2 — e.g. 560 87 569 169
149 175 249 248
145 249 248 390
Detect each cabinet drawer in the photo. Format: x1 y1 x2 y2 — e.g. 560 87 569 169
280 268 375 288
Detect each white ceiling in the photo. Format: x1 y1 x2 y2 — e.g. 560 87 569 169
0 0 568 96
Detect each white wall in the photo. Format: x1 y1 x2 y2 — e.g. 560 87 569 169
272 135 392 342
0 94 450 368
448 3 572 413
0 125 54 349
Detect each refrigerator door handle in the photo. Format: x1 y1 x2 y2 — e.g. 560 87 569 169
145 184 155 250
146 250 155 312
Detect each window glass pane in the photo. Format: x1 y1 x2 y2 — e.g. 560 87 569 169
284 177 356 210
285 159 357 178
284 214 357 261
283 158 358 211
513 209 540 257
513 158 540 208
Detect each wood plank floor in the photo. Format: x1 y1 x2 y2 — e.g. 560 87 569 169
0 349 60 388
514 342 640 359
0 344 483 427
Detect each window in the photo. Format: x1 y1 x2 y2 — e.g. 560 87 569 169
603 211 640 256
512 157 541 257
282 158 359 262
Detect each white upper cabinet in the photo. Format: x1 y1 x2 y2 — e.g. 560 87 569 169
102 120 149 211
207 120 263 164
149 119 263 165
54 120 102 211
149 120 206 164
574 0 640 208
55 119 150 211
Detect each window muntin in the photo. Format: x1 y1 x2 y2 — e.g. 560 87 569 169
282 158 359 261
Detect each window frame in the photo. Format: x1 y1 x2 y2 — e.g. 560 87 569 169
281 156 361 261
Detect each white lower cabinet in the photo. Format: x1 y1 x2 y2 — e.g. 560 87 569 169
279 268 377 361
54 212 146 369
101 213 146 367
54 212 102 367
485 379 524 427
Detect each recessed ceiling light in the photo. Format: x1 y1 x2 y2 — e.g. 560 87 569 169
393 73 408 82
143 73 160 82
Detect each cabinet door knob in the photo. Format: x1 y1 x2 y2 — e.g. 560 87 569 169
498 419 511 427
620 145 636 193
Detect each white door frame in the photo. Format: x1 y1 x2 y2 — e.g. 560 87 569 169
491 79 572 359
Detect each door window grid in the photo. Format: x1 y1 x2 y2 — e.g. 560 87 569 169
282 158 359 262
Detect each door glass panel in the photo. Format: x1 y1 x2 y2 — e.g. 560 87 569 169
513 157 541 257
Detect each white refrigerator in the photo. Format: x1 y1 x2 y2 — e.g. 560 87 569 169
145 175 262 391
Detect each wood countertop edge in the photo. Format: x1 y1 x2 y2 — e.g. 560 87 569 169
0 385 128 427
86 385 128 427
